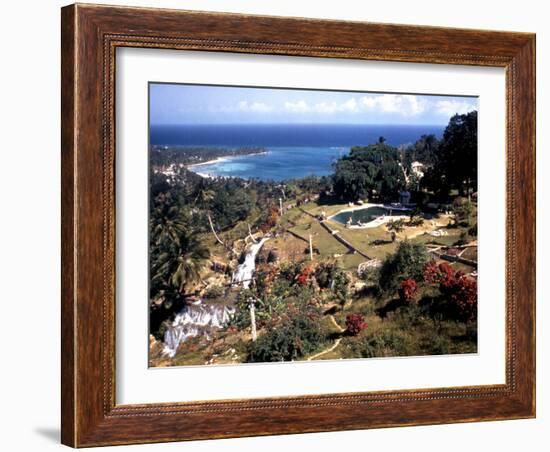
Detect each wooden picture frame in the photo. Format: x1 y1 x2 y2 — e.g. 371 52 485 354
61 3 536 447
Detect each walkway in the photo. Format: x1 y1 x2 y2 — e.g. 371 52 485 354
307 315 345 361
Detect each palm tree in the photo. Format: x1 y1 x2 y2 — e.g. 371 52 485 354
152 230 210 294
150 192 188 245
192 179 216 206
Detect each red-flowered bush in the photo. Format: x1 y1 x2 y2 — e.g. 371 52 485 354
345 313 367 336
296 266 314 286
440 274 477 322
423 261 477 322
423 260 440 283
424 261 454 285
398 278 418 303
438 262 456 287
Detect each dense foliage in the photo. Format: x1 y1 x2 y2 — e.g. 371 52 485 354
230 263 321 331
378 241 429 295
149 191 210 301
401 134 440 167
246 312 324 362
452 197 475 227
332 143 406 202
314 262 351 304
341 329 414 358
422 111 478 197
236 263 325 362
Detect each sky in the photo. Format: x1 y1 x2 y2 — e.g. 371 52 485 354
149 83 478 126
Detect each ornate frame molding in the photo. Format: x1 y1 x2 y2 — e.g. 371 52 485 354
62 4 535 447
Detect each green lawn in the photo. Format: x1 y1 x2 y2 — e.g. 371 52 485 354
300 201 349 217
288 221 349 256
410 231 463 247
335 253 367 272
326 220 398 261
279 206 307 228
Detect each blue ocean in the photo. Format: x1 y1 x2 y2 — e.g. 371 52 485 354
150 124 445 181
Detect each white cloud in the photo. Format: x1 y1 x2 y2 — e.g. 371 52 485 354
284 94 428 116
284 97 359 114
360 94 427 116
360 96 378 109
312 102 337 113
210 94 476 118
341 98 359 112
209 101 273 113
435 99 477 116
236 101 273 113
284 100 310 113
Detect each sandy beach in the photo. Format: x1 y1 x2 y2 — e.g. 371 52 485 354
186 151 268 177
187 156 229 169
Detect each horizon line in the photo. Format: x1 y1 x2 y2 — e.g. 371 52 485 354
150 122 450 127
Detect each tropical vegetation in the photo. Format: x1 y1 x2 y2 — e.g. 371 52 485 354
148 112 479 367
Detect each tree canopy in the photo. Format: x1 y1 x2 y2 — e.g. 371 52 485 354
422 111 478 197
332 143 406 202
402 134 440 167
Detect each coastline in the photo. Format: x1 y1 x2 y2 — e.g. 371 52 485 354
186 150 268 177
187 156 229 169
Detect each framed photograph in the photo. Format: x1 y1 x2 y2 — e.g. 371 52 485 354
61 3 536 447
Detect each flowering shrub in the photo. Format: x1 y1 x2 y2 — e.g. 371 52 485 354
296 266 314 286
440 274 477 322
423 261 477 322
423 260 440 283
398 278 418 303
345 313 367 336
424 261 453 285
254 265 278 294
378 241 429 295
438 262 456 287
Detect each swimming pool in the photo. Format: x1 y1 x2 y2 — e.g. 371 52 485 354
331 205 409 227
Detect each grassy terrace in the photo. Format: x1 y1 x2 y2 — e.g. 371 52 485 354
289 221 349 256
279 200 474 274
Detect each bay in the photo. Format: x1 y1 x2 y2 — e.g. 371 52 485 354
151 123 445 181
191 146 347 181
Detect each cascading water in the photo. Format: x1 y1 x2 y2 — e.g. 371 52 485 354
232 236 270 288
162 301 235 357
162 236 269 357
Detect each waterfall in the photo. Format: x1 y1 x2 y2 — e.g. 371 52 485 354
232 236 270 288
162 301 235 358
161 236 269 358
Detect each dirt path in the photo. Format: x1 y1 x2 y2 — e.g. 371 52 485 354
307 314 345 361
307 337 343 360
329 314 345 332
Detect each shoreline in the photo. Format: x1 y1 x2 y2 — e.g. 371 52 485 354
187 156 229 169
187 151 268 169
186 150 268 177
